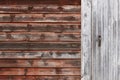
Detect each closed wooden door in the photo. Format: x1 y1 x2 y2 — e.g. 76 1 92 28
0 0 81 80
82 0 120 80
92 0 120 80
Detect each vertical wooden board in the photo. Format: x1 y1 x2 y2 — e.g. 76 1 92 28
118 1 120 80
81 0 92 80
92 0 119 80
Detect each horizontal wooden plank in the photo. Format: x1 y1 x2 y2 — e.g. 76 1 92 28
0 51 80 59
0 5 80 13
0 0 81 5
0 14 80 22
0 58 80 60
0 50 81 53
0 75 80 76
0 42 80 50
0 68 80 75
0 60 80 67
0 23 80 32
0 76 80 80
0 22 80 24
0 50 80 52
0 33 80 42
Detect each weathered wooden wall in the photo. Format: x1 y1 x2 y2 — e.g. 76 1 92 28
0 0 81 80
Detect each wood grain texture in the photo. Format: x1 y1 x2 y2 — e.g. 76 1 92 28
0 5 80 13
0 32 80 42
92 0 120 80
0 1 81 79
0 76 81 80
81 0 92 80
0 51 80 59
0 68 80 76
0 60 80 67
0 0 81 5
0 14 80 22
0 42 80 50
0 23 80 32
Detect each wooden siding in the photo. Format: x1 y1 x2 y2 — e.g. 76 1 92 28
0 0 81 80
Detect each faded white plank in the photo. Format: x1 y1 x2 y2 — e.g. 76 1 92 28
81 0 92 80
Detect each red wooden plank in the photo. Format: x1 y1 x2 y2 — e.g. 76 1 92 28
0 0 81 5
0 60 80 67
0 76 81 80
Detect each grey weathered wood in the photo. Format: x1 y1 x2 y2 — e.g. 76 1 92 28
81 0 92 80
92 0 120 80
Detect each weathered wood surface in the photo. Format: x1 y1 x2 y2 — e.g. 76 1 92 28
0 1 81 79
81 0 92 80
0 14 80 22
0 60 80 67
91 0 120 80
0 76 81 80
0 51 80 59
0 23 80 32
0 5 80 13
0 0 81 5
0 42 80 50
0 68 80 75
0 32 80 42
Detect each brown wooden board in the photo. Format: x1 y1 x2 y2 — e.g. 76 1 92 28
0 14 80 22
0 23 80 32
0 5 80 13
0 68 80 75
0 42 80 50
0 32 80 42
0 76 81 80
0 59 80 67
0 0 81 5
